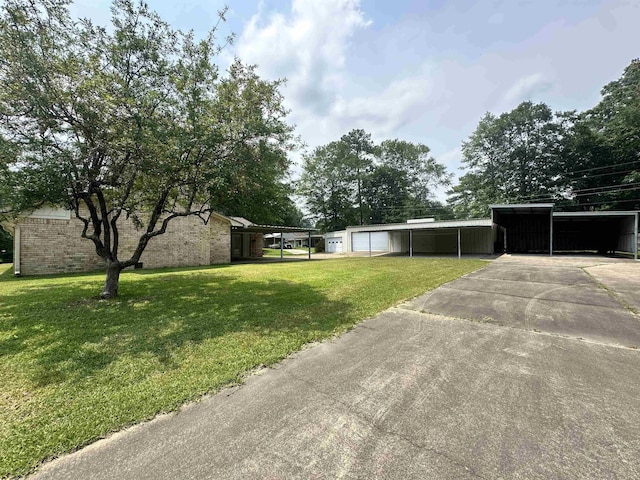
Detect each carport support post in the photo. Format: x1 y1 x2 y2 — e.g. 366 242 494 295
457 228 461 259
308 231 311 260
280 231 283 259
549 209 553 256
409 229 413 257
635 213 638 260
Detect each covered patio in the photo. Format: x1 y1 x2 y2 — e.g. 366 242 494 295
230 218 317 261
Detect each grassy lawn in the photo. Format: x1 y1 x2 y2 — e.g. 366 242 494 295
262 248 297 257
0 257 485 477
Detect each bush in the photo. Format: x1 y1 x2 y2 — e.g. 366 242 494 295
314 238 325 253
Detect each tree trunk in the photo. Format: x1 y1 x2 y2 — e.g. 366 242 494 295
101 262 122 299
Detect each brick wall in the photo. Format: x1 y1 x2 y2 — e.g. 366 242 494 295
17 212 231 275
249 233 264 257
18 217 105 275
210 217 231 264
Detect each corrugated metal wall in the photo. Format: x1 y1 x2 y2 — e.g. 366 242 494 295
501 213 551 253
411 230 456 253
617 216 637 253
553 218 623 253
398 227 493 254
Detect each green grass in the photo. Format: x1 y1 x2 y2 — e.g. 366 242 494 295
0 257 485 477
262 248 297 256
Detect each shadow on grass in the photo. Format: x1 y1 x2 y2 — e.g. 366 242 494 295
0 270 353 388
0 263 14 281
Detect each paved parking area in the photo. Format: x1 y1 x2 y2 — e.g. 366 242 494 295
30 255 640 480
403 254 640 347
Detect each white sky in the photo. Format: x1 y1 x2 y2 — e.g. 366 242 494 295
71 0 640 200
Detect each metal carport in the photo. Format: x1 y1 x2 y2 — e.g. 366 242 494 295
342 219 494 258
491 204 639 259
230 220 317 261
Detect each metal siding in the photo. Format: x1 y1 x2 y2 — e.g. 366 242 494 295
617 216 636 253
389 232 403 252
412 231 456 253
553 218 621 253
497 213 551 253
460 228 494 254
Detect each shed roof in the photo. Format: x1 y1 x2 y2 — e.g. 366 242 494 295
490 203 554 214
345 218 492 233
231 224 317 234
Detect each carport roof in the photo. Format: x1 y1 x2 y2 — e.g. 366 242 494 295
553 211 639 218
345 218 492 232
227 215 316 233
231 224 317 234
490 203 554 214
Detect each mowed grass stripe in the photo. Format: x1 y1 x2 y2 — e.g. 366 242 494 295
0 257 485 477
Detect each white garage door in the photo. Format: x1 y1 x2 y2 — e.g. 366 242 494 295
326 238 343 253
352 232 389 252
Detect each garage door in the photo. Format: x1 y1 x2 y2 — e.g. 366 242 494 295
326 238 343 253
352 232 389 252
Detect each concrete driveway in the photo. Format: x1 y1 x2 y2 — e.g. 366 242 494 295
404 254 640 347
31 255 640 479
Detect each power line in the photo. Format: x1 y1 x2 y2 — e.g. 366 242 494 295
556 158 640 176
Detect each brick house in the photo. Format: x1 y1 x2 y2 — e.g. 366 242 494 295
4 206 265 276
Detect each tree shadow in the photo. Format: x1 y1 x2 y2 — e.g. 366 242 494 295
0 263 15 281
0 269 355 388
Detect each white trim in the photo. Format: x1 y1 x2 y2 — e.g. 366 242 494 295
490 203 554 209
346 219 492 233
14 225 20 275
28 206 71 220
553 211 640 217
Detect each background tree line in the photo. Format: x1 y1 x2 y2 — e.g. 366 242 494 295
449 59 640 218
298 129 453 232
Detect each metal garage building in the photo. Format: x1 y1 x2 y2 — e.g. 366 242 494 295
491 204 639 258
324 204 639 259
325 218 494 258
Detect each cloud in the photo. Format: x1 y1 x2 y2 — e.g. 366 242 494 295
234 0 444 161
236 0 371 115
502 72 552 104
329 67 436 138
438 147 463 169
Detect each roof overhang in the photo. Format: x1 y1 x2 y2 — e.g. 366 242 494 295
344 219 492 233
231 224 317 234
553 211 639 219
490 203 554 215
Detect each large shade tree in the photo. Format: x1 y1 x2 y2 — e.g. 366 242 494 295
448 60 640 217
0 0 295 297
298 132 451 229
448 102 566 218
298 141 358 232
561 58 640 210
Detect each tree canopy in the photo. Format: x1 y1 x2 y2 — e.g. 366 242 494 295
448 59 640 217
298 130 452 231
448 102 565 218
563 58 640 210
0 0 295 297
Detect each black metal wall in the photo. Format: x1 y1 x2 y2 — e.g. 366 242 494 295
553 218 621 253
500 213 551 253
